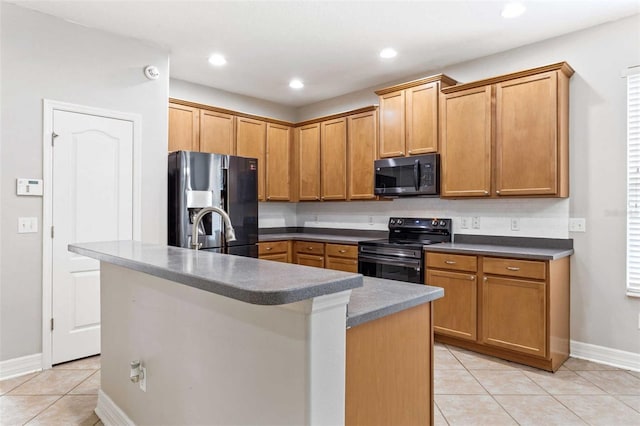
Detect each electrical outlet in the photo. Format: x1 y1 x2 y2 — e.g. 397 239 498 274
569 218 586 233
139 366 147 392
460 217 469 229
368 216 374 225
313 215 318 222
472 217 481 229
511 218 520 231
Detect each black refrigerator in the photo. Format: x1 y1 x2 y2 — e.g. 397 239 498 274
168 151 258 258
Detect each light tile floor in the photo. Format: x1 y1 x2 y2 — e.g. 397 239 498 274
434 343 640 425
1 345 639 425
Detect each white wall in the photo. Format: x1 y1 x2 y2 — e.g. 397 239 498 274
170 78 297 123
0 3 169 362
292 15 640 355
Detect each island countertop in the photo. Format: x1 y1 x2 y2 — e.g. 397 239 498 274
68 241 363 305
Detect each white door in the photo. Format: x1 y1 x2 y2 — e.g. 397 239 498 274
51 110 134 364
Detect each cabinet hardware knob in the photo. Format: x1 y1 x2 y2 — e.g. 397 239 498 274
470 276 475 280
445 260 456 264
506 266 520 271
308 247 313 250
266 247 272 251
496 190 501 195
339 249 346 253
483 191 489 195
484 277 488 282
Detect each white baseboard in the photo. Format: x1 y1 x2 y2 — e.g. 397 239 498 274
0 353 42 380
96 389 135 426
571 340 640 372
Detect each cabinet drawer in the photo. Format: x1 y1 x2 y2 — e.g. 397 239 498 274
258 241 289 255
294 241 325 255
326 257 358 273
426 252 477 272
296 253 325 268
483 257 546 280
326 243 358 259
260 253 289 263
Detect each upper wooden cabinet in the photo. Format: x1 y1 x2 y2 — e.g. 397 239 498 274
376 74 456 158
440 62 573 198
266 123 292 201
236 117 266 201
297 123 321 201
347 110 377 200
169 103 199 152
321 117 348 201
200 110 235 155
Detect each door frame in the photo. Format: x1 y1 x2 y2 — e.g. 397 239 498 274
41 99 142 369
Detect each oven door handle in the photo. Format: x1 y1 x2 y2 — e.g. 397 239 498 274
359 254 421 269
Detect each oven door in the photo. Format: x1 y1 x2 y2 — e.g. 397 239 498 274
358 253 423 284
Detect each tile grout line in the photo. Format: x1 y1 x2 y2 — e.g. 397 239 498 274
21 394 65 426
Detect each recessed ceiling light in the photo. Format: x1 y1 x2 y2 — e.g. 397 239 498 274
501 2 526 19
379 48 397 59
208 54 227 66
289 79 304 89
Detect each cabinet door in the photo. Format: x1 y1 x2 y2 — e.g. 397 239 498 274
296 253 325 268
378 90 406 158
321 117 347 200
199 110 235 155
440 86 492 197
168 103 199 152
495 72 558 196
298 123 321 201
236 117 266 201
427 269 477 341
266 123 291 201
347 110 377 200
482 275 546 357
406 82 438 155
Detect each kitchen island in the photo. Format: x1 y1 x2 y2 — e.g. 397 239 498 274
69 241 443 426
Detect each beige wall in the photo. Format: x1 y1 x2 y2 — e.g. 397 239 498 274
0 3 169 361
297 15 640 355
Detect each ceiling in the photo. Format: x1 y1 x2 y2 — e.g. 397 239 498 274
9 0 640 107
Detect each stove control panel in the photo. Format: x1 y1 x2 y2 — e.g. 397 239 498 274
388 217 452 232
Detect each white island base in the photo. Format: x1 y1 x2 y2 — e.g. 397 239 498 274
96 263 351 426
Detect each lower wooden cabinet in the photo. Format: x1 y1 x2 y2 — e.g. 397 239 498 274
258 241 290 263
426 251 570 372
293 241 325 267
325 243 358 273
346 303 432 425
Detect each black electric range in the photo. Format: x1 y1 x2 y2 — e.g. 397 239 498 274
358 217 452 284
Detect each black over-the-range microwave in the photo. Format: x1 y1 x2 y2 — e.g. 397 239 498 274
374 153 440 197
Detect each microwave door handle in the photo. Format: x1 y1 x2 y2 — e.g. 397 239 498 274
413 160 420 190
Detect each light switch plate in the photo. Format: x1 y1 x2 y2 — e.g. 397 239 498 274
18 217 38 233
472 217 481 229
569 218 586 232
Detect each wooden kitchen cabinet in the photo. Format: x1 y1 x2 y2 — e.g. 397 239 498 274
169 103 199 152
440 86 492 197
376 74 457 159
321 117 347 200
258 240 291 263
426 253 478 341
440 62 573 198
236 117 266 201
325 243 358 273
428 250 570 372
293 241 325 268
347 110 377 200
265 123 292 201
199 110 235 155
297 123 321 201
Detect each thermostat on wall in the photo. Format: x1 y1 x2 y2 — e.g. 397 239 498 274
17 178 43 196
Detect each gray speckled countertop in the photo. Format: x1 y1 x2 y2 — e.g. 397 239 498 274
68 241 362 305
347 278 443 328
259 233 378 244
424 242 573 260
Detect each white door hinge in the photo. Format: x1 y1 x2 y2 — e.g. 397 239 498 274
50 318 54 331
51 226 54 238
51 132 58 146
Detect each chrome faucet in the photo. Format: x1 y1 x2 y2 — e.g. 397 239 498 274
191 207 237 250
